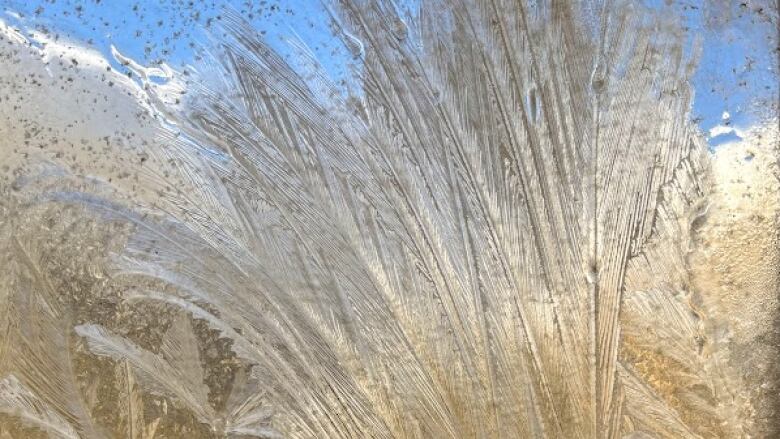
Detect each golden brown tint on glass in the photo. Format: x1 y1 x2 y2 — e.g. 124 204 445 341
0 0 778 437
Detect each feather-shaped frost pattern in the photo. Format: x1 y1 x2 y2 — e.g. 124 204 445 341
0 375 81 439
0 224 104 439
75 322 216 426
115 360 145 439
1 0 776 438
104 1 752 437
221 367 280 438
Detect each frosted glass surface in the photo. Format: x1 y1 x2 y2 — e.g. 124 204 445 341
0 1 777 437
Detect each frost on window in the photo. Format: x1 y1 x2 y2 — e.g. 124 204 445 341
0 1 777 438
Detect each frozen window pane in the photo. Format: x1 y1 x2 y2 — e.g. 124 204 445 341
0 1 777 437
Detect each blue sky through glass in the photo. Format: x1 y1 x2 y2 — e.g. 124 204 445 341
1 0 776 148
